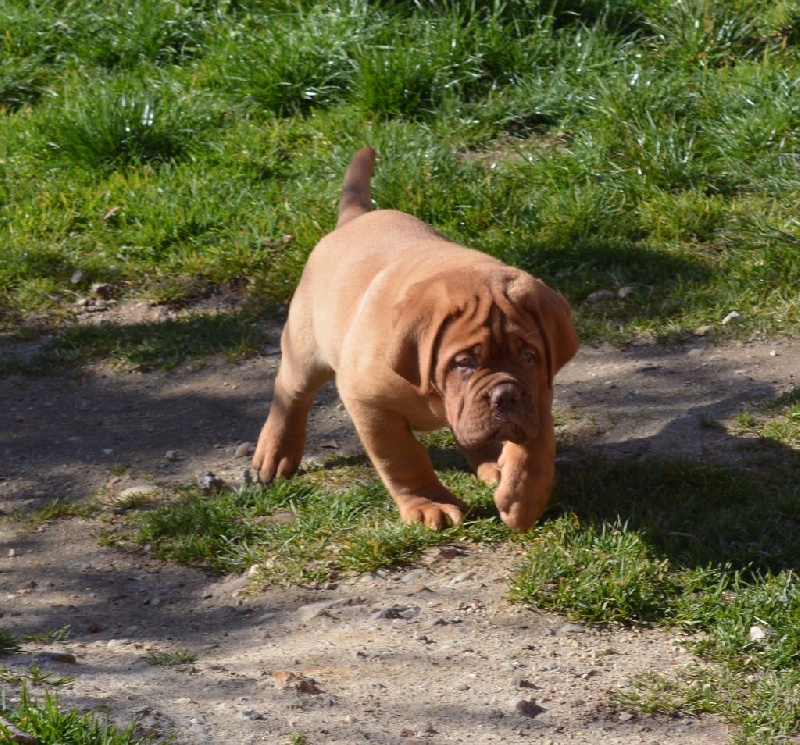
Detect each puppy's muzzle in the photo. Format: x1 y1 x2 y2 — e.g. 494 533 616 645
488 382 519 415
485 382 531 444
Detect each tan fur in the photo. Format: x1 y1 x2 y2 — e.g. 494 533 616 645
254 147 578 531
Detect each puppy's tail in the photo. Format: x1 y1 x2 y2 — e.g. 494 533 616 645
336 146 375 228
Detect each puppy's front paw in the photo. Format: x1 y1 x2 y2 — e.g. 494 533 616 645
252 426 303 483
396 495 468 530
252 447 300 483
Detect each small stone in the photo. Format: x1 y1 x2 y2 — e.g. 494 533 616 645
694 325 713 336
515 699 545 718
749 624 774 641
455 683 470 691
618 711 635 722
107 638 133 649
372 604 420 620
401 569 425 583
770 349 778 357
541 661 559 671
70 269 85 285
164 450 182 462
234 442 254 458
586 289 616 303
414 722 437 735
298 598 352 622
511 674 535 688
34 651 76 664
92 282 116 300
270 671 322 694
0 715 37 744
198 472 226 492
451 570 475 583
8 548 15 558
119 485 159 500
618 285 636 298
560 623 586 634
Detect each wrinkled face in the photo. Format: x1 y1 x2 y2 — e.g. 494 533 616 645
432 307 547 450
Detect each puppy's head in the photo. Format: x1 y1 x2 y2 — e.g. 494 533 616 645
387 267 578 449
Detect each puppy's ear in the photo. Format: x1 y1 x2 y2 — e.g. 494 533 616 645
516 276 578 385
386 281 446 393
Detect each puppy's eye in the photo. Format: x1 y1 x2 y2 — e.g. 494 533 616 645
520 349 538 365
452 354 478 371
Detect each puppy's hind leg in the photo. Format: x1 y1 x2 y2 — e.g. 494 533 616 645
253 313 333 482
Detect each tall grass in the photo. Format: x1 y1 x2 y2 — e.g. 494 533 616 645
1 0 798 340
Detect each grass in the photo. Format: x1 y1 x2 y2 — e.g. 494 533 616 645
1 0 799 352
145 648 197 667
0 688 153 745
0 628 21 657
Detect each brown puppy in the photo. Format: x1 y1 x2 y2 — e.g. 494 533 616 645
254 147 578 532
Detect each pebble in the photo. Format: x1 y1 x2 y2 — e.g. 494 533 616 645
515 699 545 718
511 674 535 688
107 638 134 649
164 450 182 462
401 569 425 583
298 598 356 622
618 285 636 298
119 485 160 500
559 623 586 634
586 289 616 303
749 624 774 641
197 472 226 493
372 604 420 620
0 715 37 744
234 442 254 458
451 570 475 583
34 651 76 664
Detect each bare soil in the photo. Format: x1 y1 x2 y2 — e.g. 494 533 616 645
1 306 798 744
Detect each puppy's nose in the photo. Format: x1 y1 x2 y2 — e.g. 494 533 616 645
489 383 519 414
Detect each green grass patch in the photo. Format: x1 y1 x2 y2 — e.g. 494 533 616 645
0 0 798 341
0 688 153 745
123 469 503 584
145 648 197 667
0 628 22 656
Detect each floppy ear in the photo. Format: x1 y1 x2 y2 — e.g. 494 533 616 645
515 276 578 385
385 280 449 393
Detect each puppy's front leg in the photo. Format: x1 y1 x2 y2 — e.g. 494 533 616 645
345 400 468 529
492 412 557 532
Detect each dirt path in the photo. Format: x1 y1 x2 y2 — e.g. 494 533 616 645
1 331 798 744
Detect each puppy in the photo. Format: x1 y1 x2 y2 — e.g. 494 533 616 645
254 147 578 531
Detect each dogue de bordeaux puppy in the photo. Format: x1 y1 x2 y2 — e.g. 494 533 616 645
253 147 578 532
